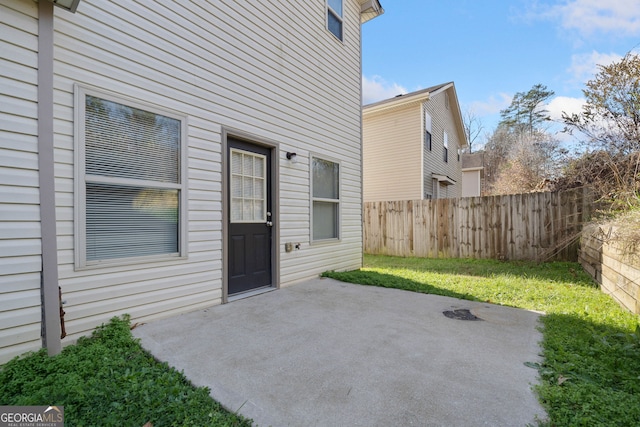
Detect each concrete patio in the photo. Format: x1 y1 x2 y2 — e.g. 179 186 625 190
133 277 547 426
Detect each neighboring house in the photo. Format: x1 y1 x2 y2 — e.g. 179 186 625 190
461 152 484 197
0 0 383 364
362 82 468 201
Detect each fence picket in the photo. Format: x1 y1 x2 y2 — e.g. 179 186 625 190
363 189 589 261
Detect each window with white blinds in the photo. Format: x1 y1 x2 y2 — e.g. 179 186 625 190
311 157 340 241
76 87 186 266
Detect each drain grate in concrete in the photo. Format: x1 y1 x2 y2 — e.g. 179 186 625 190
443 309 483 321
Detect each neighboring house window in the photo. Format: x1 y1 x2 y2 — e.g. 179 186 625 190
443 131 449 163
424 110 432 151
312 157 340 240
76 86 186 267
327 0 343 40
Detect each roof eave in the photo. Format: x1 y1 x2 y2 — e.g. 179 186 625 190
433 174 457 186
444 83 469 149
362 82 452 115
363 92 431 115
360 0 384 23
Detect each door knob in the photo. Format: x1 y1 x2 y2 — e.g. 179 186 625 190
266 221 273 227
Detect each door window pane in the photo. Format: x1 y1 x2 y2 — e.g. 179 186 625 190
230 149 267 222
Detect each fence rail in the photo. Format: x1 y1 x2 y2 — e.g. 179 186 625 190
363 189 590 261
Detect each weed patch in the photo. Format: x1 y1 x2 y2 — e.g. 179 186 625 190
0 316 251 427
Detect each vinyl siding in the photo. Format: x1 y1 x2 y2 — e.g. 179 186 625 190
462 169 482 197
423 89 463 199
0 0 42 364
47 0 363 344
363 104 423 201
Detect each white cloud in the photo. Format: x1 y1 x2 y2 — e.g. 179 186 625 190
362 75 407 105
568 51 623 83
545 0 640 37
544 96 590 145
545 96 585 121
467 93 513 116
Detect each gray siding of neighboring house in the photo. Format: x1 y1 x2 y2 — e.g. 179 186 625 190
1 0 366 363
0 0 43 363
422 90 463 199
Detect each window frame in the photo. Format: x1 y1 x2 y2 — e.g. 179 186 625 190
443 130 449 163
327 0 344 41
424 109 432 151
74 84 188 269
310 155 341 243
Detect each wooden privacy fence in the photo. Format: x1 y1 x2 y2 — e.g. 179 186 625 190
363 189 590 261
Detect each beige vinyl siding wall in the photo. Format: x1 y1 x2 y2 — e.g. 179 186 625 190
0 0 43 364
423 90 463 199
363 104 423 202
462 169 482 197
49 0 363 343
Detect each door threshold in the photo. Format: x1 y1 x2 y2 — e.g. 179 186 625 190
228 286 276 302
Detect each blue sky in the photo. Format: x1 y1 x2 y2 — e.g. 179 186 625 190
361 0 640 146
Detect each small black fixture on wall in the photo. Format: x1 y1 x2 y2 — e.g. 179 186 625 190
286 152 297 161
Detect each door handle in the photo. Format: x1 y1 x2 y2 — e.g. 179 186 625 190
266 221 273 227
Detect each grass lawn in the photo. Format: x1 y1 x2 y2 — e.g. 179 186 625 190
323 254 640 427
0 315 251 427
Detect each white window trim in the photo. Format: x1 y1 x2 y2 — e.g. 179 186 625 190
73 84 188 269
327 0 344 41
310 154 341 243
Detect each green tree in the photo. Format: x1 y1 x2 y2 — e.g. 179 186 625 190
557 52 640 210
500 83 555 136
563 52 640 155
481 84 567 195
